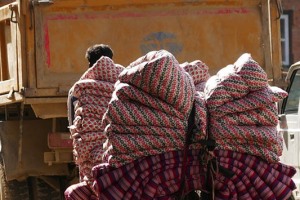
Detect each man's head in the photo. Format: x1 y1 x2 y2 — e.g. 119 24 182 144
85 44 114 68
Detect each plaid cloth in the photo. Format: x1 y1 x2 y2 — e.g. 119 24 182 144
93 150 208 200
64 181 98 200
91 149 295 200
214 150 296 200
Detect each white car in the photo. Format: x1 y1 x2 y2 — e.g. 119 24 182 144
279 61 300 200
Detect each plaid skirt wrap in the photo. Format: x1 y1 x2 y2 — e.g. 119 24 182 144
68 57 124 182
180 60 210 92
93 150 208 200
64 181 98 200
213 150 296 200
205 53 288 163
90 149 296 200
101 50 208 168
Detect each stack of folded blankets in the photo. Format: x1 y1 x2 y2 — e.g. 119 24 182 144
66 51 296 200
204 53 287 163
67 57 124 186
101 50 208 168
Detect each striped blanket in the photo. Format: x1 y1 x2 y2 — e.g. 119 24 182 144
89 149 295 200
101 50 208 168
213 150 296 200
205 53 287 163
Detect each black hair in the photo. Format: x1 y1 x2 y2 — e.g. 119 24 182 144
85 44 114 67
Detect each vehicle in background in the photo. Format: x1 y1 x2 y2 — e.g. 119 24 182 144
280 61 300 200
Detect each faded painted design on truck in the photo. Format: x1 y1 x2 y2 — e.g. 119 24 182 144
141 32 183 56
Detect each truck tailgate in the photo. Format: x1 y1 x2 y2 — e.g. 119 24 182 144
31 0 281 93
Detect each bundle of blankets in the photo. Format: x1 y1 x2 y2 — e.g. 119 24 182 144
66 57 124 197
65 50 296 200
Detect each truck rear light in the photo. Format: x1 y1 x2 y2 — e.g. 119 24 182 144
48 132 72 149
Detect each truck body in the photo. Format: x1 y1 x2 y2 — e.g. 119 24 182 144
0 0 285 199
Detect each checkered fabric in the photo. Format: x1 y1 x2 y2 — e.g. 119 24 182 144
90 149 295 200
93 150 208 200
64 181 98 200
214 150 296 200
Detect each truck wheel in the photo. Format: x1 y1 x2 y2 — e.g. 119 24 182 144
28 177 62 200
288 195 295 200
0 156 30 200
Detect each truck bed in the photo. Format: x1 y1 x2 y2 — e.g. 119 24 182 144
0 0 282 118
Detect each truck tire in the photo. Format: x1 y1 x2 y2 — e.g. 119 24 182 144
0 156 30 200
28 177 62 200
288 195 295 200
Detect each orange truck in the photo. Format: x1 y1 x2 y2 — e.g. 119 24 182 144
0 0 287 199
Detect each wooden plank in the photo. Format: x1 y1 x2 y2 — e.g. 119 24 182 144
0 92 23 106
0 79 15 94
24 88 68 97
269 1 284 85
261 0 274 81
24 10 37 89
0 2 15 21
24 97 67 104
260 0 283 85
43 0 260 9
15 1 24 95
30 103 67 119
0 22 8 81
0 0 14 7
9 16 19 91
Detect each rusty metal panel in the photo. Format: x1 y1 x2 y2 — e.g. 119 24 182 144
0 120 69 180
32 0 281 91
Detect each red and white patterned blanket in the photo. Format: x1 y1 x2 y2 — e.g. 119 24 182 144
101 50 208 168
205 53 287 163
67 56 124 183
